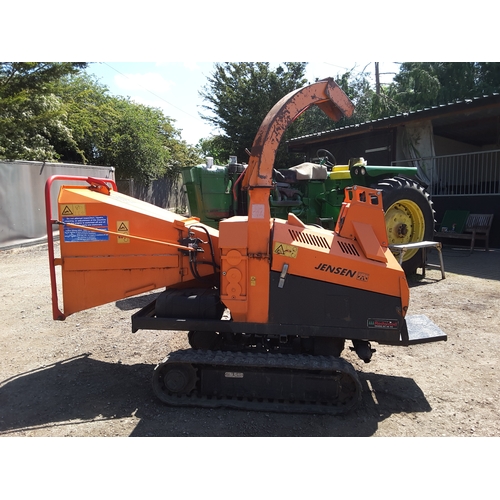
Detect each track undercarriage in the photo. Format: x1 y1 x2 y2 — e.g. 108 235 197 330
152 349 362 415
133 291 446 415
137 292 364 414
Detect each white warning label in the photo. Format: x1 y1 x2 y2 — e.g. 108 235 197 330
251 203 265 219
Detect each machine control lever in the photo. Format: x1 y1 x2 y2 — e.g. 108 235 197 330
278 263 289 288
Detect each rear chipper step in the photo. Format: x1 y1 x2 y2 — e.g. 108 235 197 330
152 349 362 415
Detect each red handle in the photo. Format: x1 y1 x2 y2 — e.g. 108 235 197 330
44 175 118 320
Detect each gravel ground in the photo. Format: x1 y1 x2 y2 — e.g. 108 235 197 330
1 240 497 497
1 241 499 439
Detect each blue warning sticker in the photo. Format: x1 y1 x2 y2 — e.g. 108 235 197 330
63 216 109 242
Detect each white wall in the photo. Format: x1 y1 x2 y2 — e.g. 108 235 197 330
0 161 115 249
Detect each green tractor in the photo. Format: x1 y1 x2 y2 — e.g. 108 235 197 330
182 150 435 275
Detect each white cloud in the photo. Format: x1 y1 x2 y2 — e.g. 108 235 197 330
182 62 201 71
114 72 174 93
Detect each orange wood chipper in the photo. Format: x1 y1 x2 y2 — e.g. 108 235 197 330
45 78 446 414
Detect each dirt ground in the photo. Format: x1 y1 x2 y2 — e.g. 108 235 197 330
1 241 499 438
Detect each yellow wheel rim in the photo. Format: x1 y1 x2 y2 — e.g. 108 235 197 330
385 199 425 261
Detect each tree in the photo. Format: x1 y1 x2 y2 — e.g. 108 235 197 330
93 98 203 182
0 62 87 94
100 99 175 181
48 73 115 164
0 63 87 160
196 135 230 165
1 64 202 181
199 62 308 168
283 66 401 141
296 68 377 137
290 62 500 140
476 62 500 94
392 62 500 111
57 75 204 181
64 87 202 182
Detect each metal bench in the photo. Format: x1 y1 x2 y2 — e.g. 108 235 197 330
389 241 446 279
435 213 494 253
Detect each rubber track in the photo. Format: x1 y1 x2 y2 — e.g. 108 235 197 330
152 349 362 415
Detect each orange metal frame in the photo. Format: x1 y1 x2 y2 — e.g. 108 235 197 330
46 175 222 319
45 78 408 326
220 78 356 322
270 187 410 313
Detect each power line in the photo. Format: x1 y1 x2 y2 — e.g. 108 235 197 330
322 62 350 70
101 62 201 121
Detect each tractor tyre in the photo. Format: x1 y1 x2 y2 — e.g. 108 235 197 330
372 176 435 275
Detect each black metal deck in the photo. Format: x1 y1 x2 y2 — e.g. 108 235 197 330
131 299 446 346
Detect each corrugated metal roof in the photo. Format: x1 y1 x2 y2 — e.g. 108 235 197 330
289 93 500 144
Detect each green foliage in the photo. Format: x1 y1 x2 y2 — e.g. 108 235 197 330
49 73 115 164
55 74 203 181
199 62 308 168
196 135 234 165
392 63 445 109
297 69 379 136
102 100 172 180
163 126 203 181
6 61 499 180
284 62 500 142
0 64 203 182
0 62 87 96
393 62 500 111
97 99 203 182
0 62 87 160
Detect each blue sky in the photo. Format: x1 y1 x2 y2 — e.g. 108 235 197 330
85 62 400 146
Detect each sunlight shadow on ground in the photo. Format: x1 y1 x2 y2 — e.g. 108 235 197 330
0 354 431 437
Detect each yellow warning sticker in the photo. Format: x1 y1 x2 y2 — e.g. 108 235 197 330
116 220 130 244
273 242 298 258
60 204 86 216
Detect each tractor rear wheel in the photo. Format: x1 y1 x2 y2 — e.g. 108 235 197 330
373 176 435 275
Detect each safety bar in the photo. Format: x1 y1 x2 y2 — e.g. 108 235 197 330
44 175 118 320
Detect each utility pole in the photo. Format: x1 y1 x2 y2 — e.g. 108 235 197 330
375 62 380 95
